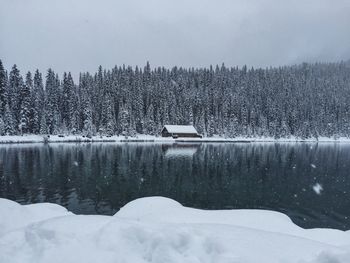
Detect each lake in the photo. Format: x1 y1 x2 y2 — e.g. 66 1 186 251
0 142 349 230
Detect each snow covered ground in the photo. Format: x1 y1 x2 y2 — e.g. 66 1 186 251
1 134 350 144
0 197 349 263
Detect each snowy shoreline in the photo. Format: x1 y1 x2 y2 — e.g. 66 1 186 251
0 197 349 263
1 134 350 144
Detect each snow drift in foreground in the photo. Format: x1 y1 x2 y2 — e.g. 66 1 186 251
0 197 349 263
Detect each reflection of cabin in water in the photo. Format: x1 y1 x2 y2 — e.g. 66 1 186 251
161 125 202 138
162 143 201 158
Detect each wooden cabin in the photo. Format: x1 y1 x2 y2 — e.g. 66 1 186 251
161 125 202 138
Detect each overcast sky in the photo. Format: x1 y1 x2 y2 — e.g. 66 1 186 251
1 0 350 78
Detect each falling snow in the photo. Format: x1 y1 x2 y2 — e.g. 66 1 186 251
312 183 323 195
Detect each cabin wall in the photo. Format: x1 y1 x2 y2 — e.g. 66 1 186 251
175 133 202 138
162 132 202 138
162 130 172 137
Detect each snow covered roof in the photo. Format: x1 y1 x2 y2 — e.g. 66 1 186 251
163 125 198 134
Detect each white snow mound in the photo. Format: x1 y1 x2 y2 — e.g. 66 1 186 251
0 197 349 263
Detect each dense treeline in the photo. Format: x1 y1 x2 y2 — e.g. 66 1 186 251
0 59 350 138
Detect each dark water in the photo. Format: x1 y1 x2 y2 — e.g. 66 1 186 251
0 142 349 230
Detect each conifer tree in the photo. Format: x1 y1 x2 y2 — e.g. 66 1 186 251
0 117 5 135
0 60 6 116
46 69 60 134
30 70 43 133
8 64 22 131
18 72 32 134
3 104 15 135
39 112 48 135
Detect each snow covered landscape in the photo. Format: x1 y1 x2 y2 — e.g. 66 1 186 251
1 197 349 263
1 0 350 262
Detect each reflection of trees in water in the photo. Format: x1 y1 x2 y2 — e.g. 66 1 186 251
0 143 349 229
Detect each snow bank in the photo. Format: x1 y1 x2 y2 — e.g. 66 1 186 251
1 134 350 144
0 135 173 144
0 197 349 263
0 198 72 236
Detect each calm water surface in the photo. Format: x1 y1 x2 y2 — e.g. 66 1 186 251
0 142 349 230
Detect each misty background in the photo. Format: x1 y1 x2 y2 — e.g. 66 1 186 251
1 0 350 78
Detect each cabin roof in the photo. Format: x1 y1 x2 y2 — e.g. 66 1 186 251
163 125 198 134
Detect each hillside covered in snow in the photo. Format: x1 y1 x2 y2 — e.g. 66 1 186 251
1 60 350 139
